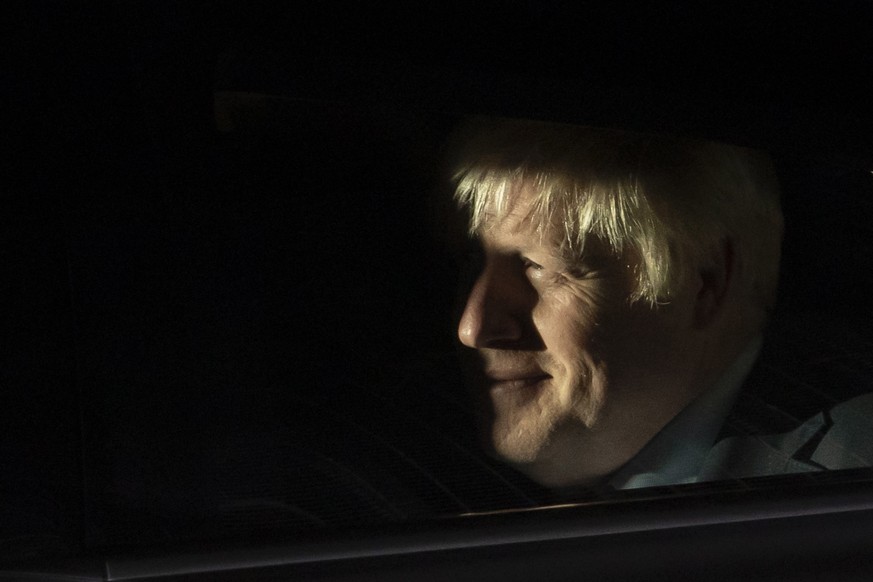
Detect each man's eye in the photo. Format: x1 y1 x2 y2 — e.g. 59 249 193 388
521 257 543 271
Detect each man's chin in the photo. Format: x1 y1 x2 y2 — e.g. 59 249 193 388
488 434 604 487
484 424 551 465
480 415 613 487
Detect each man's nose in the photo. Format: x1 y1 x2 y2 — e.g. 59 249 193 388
457 265 527 349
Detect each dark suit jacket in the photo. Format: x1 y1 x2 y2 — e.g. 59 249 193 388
699 311 873 481
700 392 873 481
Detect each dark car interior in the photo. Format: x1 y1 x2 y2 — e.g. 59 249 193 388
4 2 873 580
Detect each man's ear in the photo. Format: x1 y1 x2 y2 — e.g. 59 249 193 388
693 238 735 329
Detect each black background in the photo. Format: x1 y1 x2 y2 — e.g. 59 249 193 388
4 0 873 564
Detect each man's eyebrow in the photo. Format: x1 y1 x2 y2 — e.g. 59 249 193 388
516 242 580 269
550 239 615 268
547 239 584 263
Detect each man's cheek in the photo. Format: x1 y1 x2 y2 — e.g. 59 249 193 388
566 358 609 427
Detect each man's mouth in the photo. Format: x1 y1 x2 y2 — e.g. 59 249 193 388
485 373 551 393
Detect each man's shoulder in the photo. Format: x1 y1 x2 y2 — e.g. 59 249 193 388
700 311 873 482
723 311 873 431
809 392 873 469
700 392 873 482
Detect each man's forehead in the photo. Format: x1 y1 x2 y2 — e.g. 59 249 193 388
477 202 552 244
477 187 548 233
474 202 620 266
475 209 580 262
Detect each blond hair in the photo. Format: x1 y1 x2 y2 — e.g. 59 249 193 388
449 117 783 309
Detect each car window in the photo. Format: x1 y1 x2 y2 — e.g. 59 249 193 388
61 90 873 548
3 3 873 575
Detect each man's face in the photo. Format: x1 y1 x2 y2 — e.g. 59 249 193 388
456 190 705 487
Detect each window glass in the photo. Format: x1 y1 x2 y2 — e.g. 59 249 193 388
3 4 873 568
63 89 872 549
